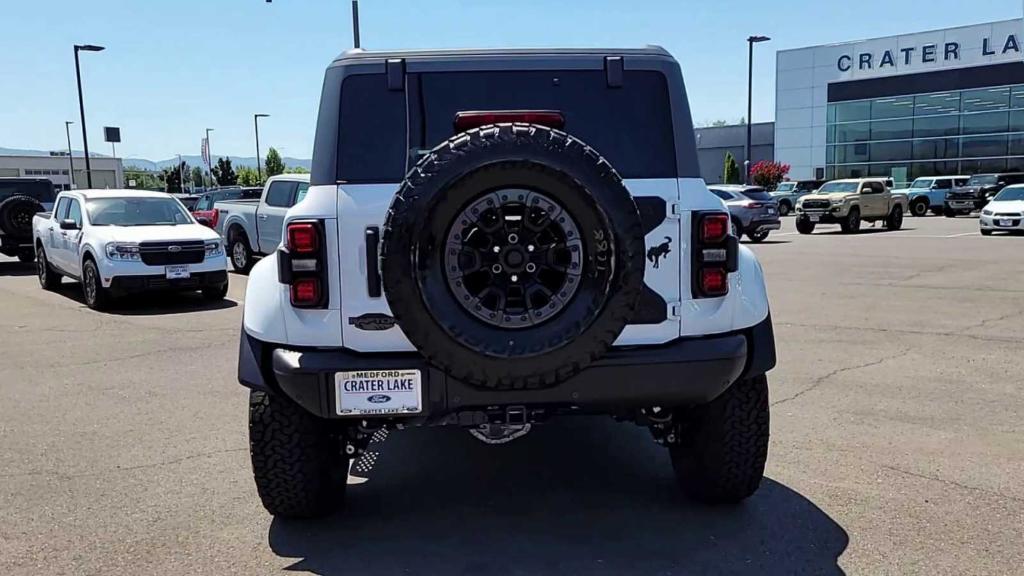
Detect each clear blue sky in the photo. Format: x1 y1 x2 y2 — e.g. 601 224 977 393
0 0 1020 162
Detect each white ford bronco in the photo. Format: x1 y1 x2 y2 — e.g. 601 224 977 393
238 47 777 518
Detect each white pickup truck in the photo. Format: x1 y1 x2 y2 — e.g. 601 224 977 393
32 189 228 310
213 174 309 273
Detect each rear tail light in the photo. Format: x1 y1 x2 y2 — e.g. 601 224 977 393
454 110 565 132
210 208 219 228
743 202 764 209
693 211 737 299
281 221 327 308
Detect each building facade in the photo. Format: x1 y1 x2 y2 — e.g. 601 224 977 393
0 153 124 190
694 122 774 184
776 19 1024 185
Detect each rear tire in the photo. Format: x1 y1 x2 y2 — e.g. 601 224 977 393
795 217 815 235
228 229 254 275
943 207 957 218
886 205 904 231
910 198 929 217
249 390 348 518
840 207 861 233
36 246 61 290
670 375 770 503
202 282 229 301
17 249 35 263
777 201 791 217
980 229 993 236
747 229 769 243
731 216 744 238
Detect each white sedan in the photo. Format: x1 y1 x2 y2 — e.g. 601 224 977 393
979 185 1024 236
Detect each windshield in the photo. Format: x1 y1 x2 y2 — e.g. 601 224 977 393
909 179 933 189
994 187 1024 202
86 197 193 226
967 175 997 186
774 182 795 193
818 181 860 194
740 189 773 201
0 180 56 203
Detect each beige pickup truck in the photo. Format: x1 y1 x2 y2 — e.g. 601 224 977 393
794 178 908 234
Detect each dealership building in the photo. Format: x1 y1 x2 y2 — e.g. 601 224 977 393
775 18 1024 185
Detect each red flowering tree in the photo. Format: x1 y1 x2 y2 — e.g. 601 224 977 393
749 160 791 191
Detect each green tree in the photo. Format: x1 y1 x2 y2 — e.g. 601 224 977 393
710 119 730 127
237 166 262 187
723 152 740 184
212 157 238 186
190 166 204 189
264 147 285 178
123 166 164 190
162 161 188 194
284 166 310 174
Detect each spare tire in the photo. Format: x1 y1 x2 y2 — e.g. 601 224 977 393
381 123 646 390
0 195 44 237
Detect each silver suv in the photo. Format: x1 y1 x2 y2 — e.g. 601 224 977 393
708 185 781 243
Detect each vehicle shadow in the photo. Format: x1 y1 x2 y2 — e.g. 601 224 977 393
268 418 848 575
744 239 791 245
53 282 237 315
0 260 36 277
815 227 913 236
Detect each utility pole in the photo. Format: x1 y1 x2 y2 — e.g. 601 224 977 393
73 44 105 188
745 35 770 184
254 114 269 182
352 0 361 48
205 127 215 187
64 121 75 190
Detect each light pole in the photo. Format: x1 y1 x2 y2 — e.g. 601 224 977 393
178 154 185 194
205 127 215 187
74 44 105 189
64 121 75 190
254 113 269 182
746 35 770 184
351 0 361 48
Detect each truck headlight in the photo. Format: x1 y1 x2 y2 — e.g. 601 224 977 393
830 198 845 205
105 242 141 261
204 240 224 258
982 209 993 216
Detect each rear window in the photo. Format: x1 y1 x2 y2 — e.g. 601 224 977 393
0 180 56 202
739 189 772 201
336 69 676 182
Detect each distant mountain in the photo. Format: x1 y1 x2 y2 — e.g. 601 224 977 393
1 147 311 172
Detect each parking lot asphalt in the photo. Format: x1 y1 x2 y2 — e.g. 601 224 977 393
1 214 1022 575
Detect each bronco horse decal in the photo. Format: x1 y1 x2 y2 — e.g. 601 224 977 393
646 236 672 269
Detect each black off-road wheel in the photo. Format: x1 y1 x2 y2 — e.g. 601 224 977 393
910 197 929 217
36 246 61 290
795 217 815 235
249 390 348 518
0 195 43 237
886 205 904 231
670 375 770 503
840 207 861 233
228 229 254 274
381 123 645 389
82 258 110 310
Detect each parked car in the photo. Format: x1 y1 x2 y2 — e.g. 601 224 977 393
979 185 1024 235
0 177 56 262
192 187 262 228
170 193 201 211
236 46 776 518
32 190 228 310
894 176 968 217
707 184 781 242
213 175 310 273
795 177 908 234
770 179 825 216
944 172 1024 216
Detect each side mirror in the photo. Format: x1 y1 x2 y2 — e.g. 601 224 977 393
196 216 212 227
59 219 79 230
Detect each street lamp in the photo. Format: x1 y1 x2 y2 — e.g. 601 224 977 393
205 127 215 187
746 35 770 184
73 44 105 189
254 113 270 181
64 121 75 190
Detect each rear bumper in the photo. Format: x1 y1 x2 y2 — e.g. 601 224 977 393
238 314 776 422
108 270 228 296
749 219 781 232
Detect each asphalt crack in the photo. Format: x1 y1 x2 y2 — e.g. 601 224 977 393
778 321 1021 345
771 348 911 407
878 463 1024 504
0 447 247 480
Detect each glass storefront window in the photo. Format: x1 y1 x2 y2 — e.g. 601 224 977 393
960 135 1008 158
835 143 869 163
914 115 959 138
826 124 835 144
826 145 834 164
870 118 913 140
914 92 960 116
835 121 870 143
1011 86 1024 110
872 96 914 119
834 164 868 179
827 105 836 123
1009 134 1024 156
961 111 1008 135
871 141 912 162
960 87 1010 113
910 161 959 179
960 158 1007 173
834 101 871 122
912 138 959 160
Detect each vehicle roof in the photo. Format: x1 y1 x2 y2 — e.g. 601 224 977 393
331 46 671 64
827 178 889 183
268 174 310 182
707 184 764 190
915 175 968 179
64 189 174 199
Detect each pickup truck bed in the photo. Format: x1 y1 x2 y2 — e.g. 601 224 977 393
213 175 309 273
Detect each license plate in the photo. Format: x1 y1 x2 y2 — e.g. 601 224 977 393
335 369 422 416
998 219 1013 227
165 265 190 279
808 214 820 222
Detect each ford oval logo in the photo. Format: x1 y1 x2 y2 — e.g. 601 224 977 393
168 245 182 252
367 394 391 404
